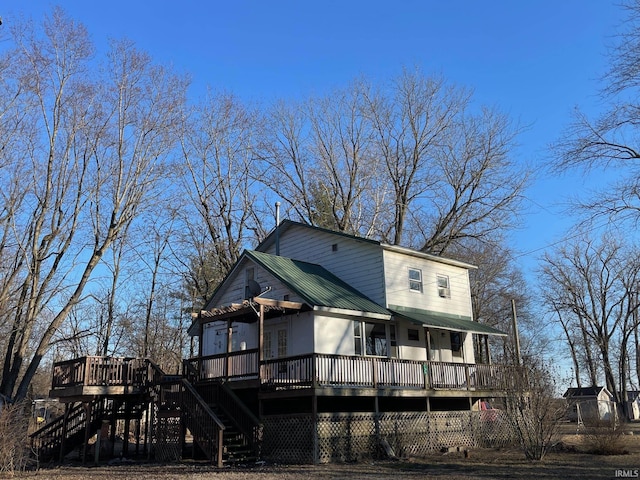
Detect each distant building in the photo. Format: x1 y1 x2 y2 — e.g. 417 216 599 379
563 386 616 423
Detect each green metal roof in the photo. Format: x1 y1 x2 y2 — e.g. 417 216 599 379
390 305 507 336
245 250 390 317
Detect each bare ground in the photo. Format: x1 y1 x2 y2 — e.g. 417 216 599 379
15 433 640 480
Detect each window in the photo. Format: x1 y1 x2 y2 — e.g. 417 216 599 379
354 321 397 357
332 243 338 252
437 274 451 298
450 331 462 356
354 322 362 355
409 268 423 292
408 328 420 342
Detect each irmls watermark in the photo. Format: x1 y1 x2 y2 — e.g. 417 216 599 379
615 469 640 478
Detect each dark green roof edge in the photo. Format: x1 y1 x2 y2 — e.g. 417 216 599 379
246 250 390 316
390 305 507 336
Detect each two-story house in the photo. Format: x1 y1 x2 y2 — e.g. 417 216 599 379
41 219 516 465
186 220 513 462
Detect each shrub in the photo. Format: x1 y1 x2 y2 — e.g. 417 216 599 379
503 362 568 461
0 401 31 475
581 417 629 455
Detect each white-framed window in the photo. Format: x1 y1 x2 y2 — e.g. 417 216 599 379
409 268 423 292
437 274 451 298
354 321 397 357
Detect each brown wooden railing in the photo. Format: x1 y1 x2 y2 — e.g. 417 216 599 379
52 356 146 389
196 380 262 456
184 349 259 381
188 352 521 392
170 378 225 467
30 397 111 461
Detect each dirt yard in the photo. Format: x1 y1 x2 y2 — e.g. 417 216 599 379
17 433 640 480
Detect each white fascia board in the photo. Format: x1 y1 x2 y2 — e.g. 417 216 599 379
382 244 478 270
313 306 391 321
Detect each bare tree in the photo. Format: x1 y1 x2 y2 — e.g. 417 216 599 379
454 238 541 364
553 1 640 225
259 79 385 234
258 70 527 255
0 9 188 401
180 91 266 284
503 360 568 461
540 233 640 411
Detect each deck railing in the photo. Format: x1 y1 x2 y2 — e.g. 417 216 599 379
52 356 146 389
51 353 521 393
187 352 521 392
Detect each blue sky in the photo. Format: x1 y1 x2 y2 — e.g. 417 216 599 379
2 1 626 275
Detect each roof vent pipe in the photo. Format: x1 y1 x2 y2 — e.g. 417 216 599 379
275 201 281 256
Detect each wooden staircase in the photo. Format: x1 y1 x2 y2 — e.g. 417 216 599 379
151 367 261 465
33 357 261 467
30 395 147 463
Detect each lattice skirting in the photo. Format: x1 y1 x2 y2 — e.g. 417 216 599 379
262 411 516 464
153 416 182 462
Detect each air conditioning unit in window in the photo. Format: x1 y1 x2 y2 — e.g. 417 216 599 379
438 287 450 298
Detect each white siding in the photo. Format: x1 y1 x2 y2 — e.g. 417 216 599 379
289 311 314 355
200 312 313 357
396 319 427 361
215 259 305 307
260 225 386 304
425 328 475 364
313 313 358 355
383 249 473 318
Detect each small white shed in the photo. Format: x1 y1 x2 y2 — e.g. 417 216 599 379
563 386 617 423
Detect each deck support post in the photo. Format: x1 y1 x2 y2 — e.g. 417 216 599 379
374 395 380 440
110 406 117 457
81 401 91 464
123 401 131 458
58 402 72 462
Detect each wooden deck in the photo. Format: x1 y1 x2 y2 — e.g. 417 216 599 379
50 356 148 399
50 353 523 399
183 350 522 394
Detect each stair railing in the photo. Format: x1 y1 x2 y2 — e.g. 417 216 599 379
213 380 262 455
148 359 226 467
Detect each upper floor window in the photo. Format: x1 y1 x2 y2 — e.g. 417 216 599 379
437 274 450 298
409 268 423 292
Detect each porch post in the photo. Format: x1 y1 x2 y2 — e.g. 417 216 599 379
485 335 492 365
226 318 233 380
258 304 264 362
258 303 264 382
425 328 431 361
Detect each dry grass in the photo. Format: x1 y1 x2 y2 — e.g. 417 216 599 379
14 432 640 480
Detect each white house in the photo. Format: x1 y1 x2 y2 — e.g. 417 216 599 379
43 219 518 465
189 220 509 414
